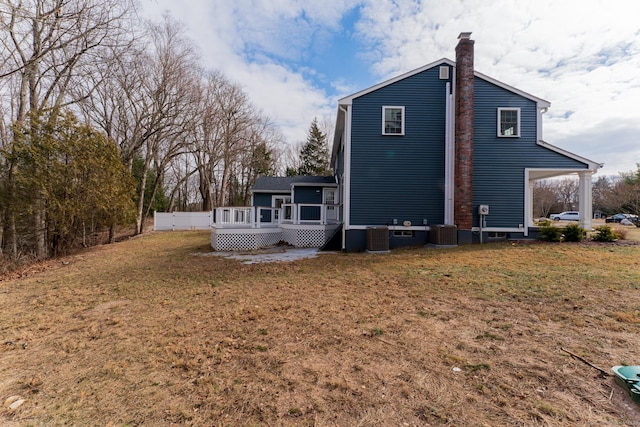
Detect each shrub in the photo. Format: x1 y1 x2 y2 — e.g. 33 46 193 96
538 222 562 242
617 228 628 240
591 225 620 242
563 223 586 242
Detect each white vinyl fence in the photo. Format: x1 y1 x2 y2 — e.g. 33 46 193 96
154 212 212 231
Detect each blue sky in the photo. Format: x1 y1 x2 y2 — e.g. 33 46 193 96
142 0 640 177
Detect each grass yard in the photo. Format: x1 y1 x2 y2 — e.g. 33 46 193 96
1 230 640 426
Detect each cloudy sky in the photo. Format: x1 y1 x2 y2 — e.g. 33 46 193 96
142 0 640 177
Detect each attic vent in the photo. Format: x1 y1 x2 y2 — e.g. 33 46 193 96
439 66 450 80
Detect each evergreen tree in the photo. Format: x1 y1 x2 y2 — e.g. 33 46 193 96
297 118 331 176
9 111 136 256
285 166 299 177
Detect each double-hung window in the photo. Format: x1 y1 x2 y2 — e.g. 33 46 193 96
382 106 405 135
272 195 291 221
498 108 520 137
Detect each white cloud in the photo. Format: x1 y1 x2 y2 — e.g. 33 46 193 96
141 0 640 175
548 120 640 177
234 62 334 142
353 0 640 176
141 0 358 146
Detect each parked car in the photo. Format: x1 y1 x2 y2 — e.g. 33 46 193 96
550 211 579 221
606 213 639 224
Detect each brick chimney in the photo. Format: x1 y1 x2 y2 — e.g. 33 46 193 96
454 32 474 233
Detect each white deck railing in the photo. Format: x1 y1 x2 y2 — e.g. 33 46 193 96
213 206 278 228
280 203 339 225
213 204 340 228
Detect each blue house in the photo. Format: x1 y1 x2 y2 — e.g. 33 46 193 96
211 176 340 251
212 32 600 252
331 32 600 251
250 175 338 225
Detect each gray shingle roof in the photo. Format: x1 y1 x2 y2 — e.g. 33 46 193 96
252 176 336 192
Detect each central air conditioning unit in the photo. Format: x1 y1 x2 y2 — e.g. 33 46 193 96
429 224 458 246
366 226 389 252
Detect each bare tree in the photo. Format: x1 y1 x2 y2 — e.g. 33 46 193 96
80 13 201 233
230 116 279 205
592 175 614 215
608 165 640 219
1 4 294 262
533 180 560 219
318 114 335 148
283 140 303 176
555 177 579 211
0 0 135 258
189 72 271 209
190 71 225 211
130 15 201 233
212 78 256 207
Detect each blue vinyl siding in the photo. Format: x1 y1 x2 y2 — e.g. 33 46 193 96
344 229 428 251
253 186 332 222
253 193 278 207
253 192 288 223
342 63 594 249
473 77 588 228
345 229 367 251
349 63 451 226
293 186 323 204
300 206 321 221
294 186 325 221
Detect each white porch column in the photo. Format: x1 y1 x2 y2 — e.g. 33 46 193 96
528 179 535 227
578 171 594 230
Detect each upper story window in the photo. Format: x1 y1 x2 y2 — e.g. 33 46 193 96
498 108 520 137
382 106 405 135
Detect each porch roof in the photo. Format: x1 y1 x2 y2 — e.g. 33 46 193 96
252 176 336 193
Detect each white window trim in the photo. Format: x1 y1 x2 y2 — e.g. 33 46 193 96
497 107 521 138
322 187 338 204
382 106 405 136
271 195 291 207
272 195 291 222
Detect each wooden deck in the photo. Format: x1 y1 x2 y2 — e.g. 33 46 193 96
211 206 341 251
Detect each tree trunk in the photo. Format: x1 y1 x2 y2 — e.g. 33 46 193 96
2 211 18 260
198 167 212 211
142 171 162 232
134 157 150 235
218 160 229 207
34 205 47 259
108 224 115 244
1 169 18 259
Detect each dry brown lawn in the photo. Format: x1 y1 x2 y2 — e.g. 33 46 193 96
1 229 640 426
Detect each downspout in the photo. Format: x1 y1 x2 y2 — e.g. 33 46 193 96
339 104 350 251
444 81 455 225
537 107 548 142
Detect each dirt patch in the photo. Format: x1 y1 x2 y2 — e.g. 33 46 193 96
73 300 131 320
200 246 333 264
1 232 639 426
